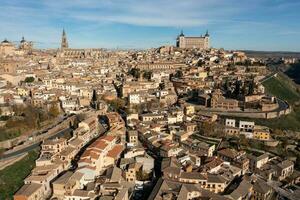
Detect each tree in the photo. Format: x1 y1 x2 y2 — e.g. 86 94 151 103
233 80 241 98
143 71 152 80
239 135 249 148
108 98 125 111
174 70 183 78
49 103 60 118
248 79 255 95
90 89 98 109
202 122 215 136
91 89 98 102
129 68 141 79
159 82 165 90
136 170 151 181
25 77 35 83
223 79 230 94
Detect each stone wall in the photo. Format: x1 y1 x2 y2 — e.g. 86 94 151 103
0 153 27 170
196 105 291 119
0 115 76 150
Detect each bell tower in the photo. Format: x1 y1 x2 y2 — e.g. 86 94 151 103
61 29 68 49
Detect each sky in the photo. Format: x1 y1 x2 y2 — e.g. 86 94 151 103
0 0 300 51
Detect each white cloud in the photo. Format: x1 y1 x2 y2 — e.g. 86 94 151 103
0 0 299 50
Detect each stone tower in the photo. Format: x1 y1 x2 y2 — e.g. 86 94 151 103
204 30 210 49
61 29 68 49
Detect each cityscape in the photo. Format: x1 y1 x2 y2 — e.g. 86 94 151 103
0 1 300 200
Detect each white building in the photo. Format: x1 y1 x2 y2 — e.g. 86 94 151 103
239 121 255 138
225 119 236 127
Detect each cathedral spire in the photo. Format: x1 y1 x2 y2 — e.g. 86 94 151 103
61 29 68 49
180 30 185 37
205 30 210 37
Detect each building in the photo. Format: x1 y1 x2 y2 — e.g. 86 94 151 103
0 59 18 74
0 39 16 55
52 171 84 199
128 130 138 146
58 29 104 59
211 90 239 110
247 153 269 171
176 30 210 49
14 183 44 200
19 37 33 53
217 148 249 174
61 29 68 49
135 62 187 71
148 178 227 200
239 121 255 138
225 119 236 127
253 125 271 141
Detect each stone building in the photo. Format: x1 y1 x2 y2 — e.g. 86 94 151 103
61 29 68 49
19 37 33 53
210 89 239 110
0 59 18 74
58 29 104 59
0 39 16 56
176 30 210 49
136 62 187 71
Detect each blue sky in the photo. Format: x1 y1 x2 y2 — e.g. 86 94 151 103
0 0 300 51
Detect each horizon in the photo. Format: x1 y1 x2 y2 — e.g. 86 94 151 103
1 0 300 51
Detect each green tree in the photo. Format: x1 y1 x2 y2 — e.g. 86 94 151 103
248 79 255 95
202 122 215 136
49 103 60 117
175 70 183 78
24 77 35 83
143 71 152 80
233 80 241 98
108 98 126 111
129 68 141 79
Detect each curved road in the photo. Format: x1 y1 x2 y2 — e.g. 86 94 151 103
0 128 72 160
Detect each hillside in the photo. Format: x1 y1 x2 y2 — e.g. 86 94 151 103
285 63 300 84
256 73 300 131
263 73 300 104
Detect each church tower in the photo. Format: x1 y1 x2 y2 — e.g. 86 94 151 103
204 30 210 49
61 29 68 49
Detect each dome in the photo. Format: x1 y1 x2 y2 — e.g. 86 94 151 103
21 37 26 43
1 39 10 44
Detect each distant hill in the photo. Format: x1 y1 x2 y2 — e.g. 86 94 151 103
243 50 300 59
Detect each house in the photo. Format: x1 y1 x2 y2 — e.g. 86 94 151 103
125 163 140 183
239 121 255 138
41 138 68 155
253 125 271 141
52 171 84 199
127 130 138 146
218 148 249 174
276 160 294 181
252 176 273 200
14 183 44 200
148 178 228 200
247 153 269 171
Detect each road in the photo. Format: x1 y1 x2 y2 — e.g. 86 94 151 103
0 128 72 160
259 72 277 83
185 97 289 117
